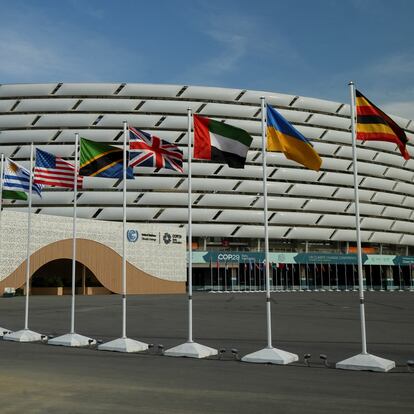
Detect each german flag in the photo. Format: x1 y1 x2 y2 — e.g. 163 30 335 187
356 90 410 160
79 138 133 178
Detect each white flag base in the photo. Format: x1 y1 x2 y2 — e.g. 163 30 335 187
3 329 46 343
336 353 395 372
242 346 299 365
48 332 96 347
97 337 148 353
164 341 218 358
0 327 11 337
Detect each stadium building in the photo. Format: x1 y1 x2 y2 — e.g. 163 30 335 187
0 82 414 293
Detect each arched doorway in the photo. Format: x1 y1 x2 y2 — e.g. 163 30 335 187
30 259 107 295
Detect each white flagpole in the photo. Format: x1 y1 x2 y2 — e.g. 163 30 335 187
4 144 45 342
165 109 217 358
0 153 9 337
48 133 96 346
336 82 395 372
98 123 147 352
24 143 34 331
242 97 298 364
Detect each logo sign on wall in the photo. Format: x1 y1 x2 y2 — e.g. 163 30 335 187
126 229 139 243
163 232 172 244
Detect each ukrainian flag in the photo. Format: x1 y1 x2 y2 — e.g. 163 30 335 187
266 105 322 171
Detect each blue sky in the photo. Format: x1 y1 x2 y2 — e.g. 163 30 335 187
1 0 414 118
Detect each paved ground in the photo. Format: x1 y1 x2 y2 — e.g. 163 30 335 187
0 291 413 414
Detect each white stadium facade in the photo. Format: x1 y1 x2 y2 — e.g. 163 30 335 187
1 82 414 293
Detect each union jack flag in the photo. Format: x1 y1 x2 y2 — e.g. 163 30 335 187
128 127 184 173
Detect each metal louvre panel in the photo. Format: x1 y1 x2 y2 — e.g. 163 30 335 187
237 181 291 195
369 232 402 244
271 212 320 225
0 114 36 127
271 168 320 182
335 146 376 161
15 98 78 112
322 130 352 145
0 129 57 143
312 142 340 156
382 206 412 220
372 192 405 206
191 224 237 237
221 118 261 135
57 129 120 142
180 86 242 101
218 165 263 179
30 192 74 205
291 96 342 113
319 172 355 186
331 229 372 242
239 91 294 106
400 234 414 246
36 114 98 127
127 177 181 190
333 188 374 201
384 167 414 182
40 207 97 219
16 145 74 158
360 177 395 191
98 207 158 221
347 203 385 215
321 158 352 171
138 192 192 206
180 178 238 192
295 125 326 139
0 146 18 157
303 199 348 212
55 83 120 95
199 102 257 118
235 225 290 238
98 114 160 128
78 99 140 111
309 113 350 130
119 83 183 97
256 197 306 209
392 221 414 234
374 152 408 167
156 208 217 222
360 217 394 231
265 152 303 168
218 210 265 223
286 227 335 240
159 116 187 130
78 192 138 205
277 109 309 123
0 100 17 111
288 184 335 197
357 161 387 177
402 196 414 208
317 214 355 227
393 182 414 196
0 83 58 96
139 100 199 114
198 194 257 208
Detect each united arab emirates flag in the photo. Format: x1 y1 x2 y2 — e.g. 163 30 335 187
193 115 253 169
79 138 133 179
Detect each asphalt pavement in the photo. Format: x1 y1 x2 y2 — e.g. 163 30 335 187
0 291 413 414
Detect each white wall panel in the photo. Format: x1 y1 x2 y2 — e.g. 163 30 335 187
295 125 326 139
374 151 407 167
16 99 78 112
369 232 401 244
120 84 183 97
239 91 294 106
219 210 265 223
126 176 181 190
56 83 120 95
271 212 320 225
319 172 354 186
403 196 414 208
361 217 393 230
360 177 394 191
382 206 411 220
265 152 303 168
192 224 237 237
292 97 342 113
384 167 414 182
192 163 221 176
392 221 414 234
200 102 257 118
331 229 372 242
138 192 192 206
277 109 309 123
309 114 350 129
393 182 414 196
198 194 256 207
312 142 339 155
156 208 217 222
400 234 414 246
322 130 352 144
371 192 405 205
271 168 320 182
219 165 263 179
223 119 260 135
181 86 242 101
357 162 387 177
99 207 158 221
317 214 354 228
0 100 16 112
180 178 238 192
0 114 36 127
321 158 351 171
32 191 74 205
36 114 98 127
98 114 160 128
235 225 289 238
39 207 97 219
159 116 187 130
237 180 291 195
0 84 57 97
304 199 349 212
0 129 58 143
257 197 306 210
56 129 120 143
286 227 334 240
78 192 138 205
332 187 375 201
347 202 384 216
78 99 140 111
288 184 335 197
139 100 199 114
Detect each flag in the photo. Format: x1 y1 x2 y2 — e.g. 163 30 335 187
34 149 83 189
193 114 253 169
129 127 184 172
79 138 133 179
356 90 410 160
266 104 322 171
3 158 42 200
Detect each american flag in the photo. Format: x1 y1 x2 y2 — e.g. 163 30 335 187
128 127 184 173
34 149 83 189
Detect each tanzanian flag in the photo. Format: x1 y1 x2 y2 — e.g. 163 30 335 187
356 90 410 160
267 105 322 171
79 138 134 178
193 115 253 169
